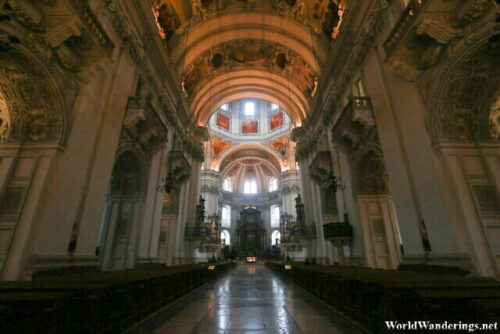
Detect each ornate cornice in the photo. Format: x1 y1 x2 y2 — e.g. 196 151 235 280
111 1 206 160
295 0 384 147
383 0 496 81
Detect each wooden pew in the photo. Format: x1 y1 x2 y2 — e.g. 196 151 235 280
266 262 500 333
0 264 206 333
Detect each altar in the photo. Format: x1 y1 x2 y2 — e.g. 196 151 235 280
236 207 266 258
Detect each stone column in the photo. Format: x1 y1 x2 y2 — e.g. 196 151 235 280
28 47 136 274
137 145 169 264
443 152 498 276
334 148 366 265
361 46 467 266
1 145 60 279
200 170 221 216
280 170 300 216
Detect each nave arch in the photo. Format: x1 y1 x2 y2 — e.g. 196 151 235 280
98 148 148 270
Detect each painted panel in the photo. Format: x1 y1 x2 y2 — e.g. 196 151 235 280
216 112 230 130
270 112 284 130
212 137 230 157
242 120 258 134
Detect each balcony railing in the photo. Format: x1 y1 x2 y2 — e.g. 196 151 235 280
323 222 353 241
69 0 115 55
331 96 375 151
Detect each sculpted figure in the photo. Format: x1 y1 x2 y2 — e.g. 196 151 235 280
291 0 305 19
489 92 500 140
192 0 207 21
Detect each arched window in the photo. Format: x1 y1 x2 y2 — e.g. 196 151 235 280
221 205 231 228
270 205 280 228
244 179 257 194
221 230 231 245
223 177 232 192
268 177 278 192
271 230 281 245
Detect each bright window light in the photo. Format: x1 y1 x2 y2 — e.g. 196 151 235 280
271 103 279 110
271 230 281 245
271 205 280 228
244 179 257 194
221 230 231 245
244 102 255 116
223 177 232 192
221 104 228 111
221 205 231 228
269 177 278 192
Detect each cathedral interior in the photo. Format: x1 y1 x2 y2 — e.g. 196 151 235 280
0 0 499 333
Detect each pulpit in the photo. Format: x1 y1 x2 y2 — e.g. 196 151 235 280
236 208 266 258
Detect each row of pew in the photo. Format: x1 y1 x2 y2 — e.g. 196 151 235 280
266 262 500 333
0 262 236 333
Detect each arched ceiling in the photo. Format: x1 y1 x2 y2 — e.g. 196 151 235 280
193 71 307 125
219 145 282 174
153 0 345 125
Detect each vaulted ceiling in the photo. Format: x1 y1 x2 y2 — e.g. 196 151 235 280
153 0 345 126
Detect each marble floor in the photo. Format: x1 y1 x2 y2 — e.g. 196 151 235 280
129 263 370 334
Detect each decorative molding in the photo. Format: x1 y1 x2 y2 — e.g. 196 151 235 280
112 2 206 159
0 45 78 145
181 39 317 102
419 22 500 145
331 97 376 153
295 1 385 151
383 0 496 82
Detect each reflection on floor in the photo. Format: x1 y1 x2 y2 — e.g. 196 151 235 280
130 263 369 334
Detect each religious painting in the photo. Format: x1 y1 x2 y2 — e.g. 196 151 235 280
270 112 284 130
270 137 288 157
242 120 258 134
270 137 289 169
216 112 230 130
212 137 230 157
162 191 178 214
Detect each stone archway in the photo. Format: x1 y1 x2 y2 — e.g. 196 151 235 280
0 45 77 278
424 35 500 276
430 40 499 145
0 92 10 142
98 150 146 270
0 46 75 145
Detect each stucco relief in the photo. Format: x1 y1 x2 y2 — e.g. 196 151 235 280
154 2 181 39
489 92 500 141
173 0 344 40
0 50 67 144
432 40 499 143
182 40 316 99
0 93 10 141
354 151 388 195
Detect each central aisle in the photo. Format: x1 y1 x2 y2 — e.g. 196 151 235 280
131 264 369 334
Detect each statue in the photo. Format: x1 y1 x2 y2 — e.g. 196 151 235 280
291 0 305 20
195 196 206 234
489 92 500 141
295 194 305 228
419 219 432 254
191 0 207 22
154 3 180 39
